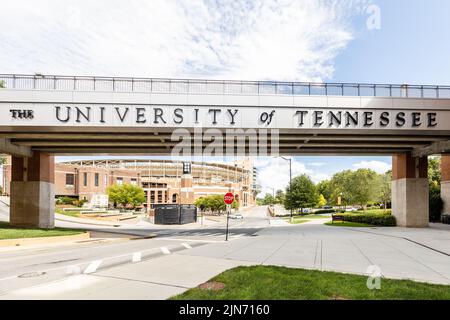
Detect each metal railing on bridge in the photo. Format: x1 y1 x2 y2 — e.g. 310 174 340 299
0 73 449 99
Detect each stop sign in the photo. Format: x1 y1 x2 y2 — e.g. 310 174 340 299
224 192 235 205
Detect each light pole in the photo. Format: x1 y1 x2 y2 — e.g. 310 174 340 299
279 157 293 222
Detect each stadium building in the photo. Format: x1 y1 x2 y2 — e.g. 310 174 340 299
2 157 259 210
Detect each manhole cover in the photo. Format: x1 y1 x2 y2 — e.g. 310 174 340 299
18 271 46 278
198 281 225 291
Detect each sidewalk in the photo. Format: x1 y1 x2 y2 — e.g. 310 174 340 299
0 254 254 300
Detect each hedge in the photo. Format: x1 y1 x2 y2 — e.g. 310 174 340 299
314 209 336 214
333 212 396 226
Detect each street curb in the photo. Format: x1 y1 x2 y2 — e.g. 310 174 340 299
0 232 91 247
55 216 122 228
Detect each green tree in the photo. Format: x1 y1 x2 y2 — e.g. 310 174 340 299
316 180 332 204
107 183 145 209
350 169 379 210
284 174 318 213
194 197 207 211
378 171 392 212
0 80 5 88
260 193 276 206
317 194 327 207
329 170 353 208
275 189 285 204
428 156 443 222
195 194 239 214
428 156 441 187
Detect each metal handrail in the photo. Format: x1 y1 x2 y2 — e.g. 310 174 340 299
0 73 449 99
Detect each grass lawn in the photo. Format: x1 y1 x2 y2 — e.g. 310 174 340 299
0 221 85 240
301 214 332 219
171 265 450 300
56 208 81 218
285 214 331 224
288 219 308 224
324 221 375 228
354 209 392 215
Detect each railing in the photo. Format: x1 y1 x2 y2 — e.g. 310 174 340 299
0 74 449 99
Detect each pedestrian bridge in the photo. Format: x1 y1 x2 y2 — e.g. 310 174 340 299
1 74 450 229
0 74 450 156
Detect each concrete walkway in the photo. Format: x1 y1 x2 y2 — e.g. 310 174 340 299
178 223 450 285
1 254 254 300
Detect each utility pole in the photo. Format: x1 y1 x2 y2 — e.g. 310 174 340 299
280 157 293 223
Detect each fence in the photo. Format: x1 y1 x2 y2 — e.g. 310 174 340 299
1 74 449 99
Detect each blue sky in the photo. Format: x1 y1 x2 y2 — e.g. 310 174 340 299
334 0 450 85
1 0 449 195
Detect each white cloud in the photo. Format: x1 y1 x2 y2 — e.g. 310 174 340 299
256 157 333 196
353 160 390 174
0 0 369 81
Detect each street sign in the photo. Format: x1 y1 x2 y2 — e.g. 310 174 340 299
224 193 235 241
224 192 235 205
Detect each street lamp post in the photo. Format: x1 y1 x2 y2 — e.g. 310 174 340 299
280 157 293 223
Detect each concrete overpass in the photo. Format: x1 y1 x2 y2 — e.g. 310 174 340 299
1 74 450 228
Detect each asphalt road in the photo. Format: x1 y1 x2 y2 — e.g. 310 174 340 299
0 205 270 295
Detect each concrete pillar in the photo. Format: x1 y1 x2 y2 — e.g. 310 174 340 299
10 152 55 228
440 155 450 215
392 153 428 227
180 174 194 205
146 189 151 213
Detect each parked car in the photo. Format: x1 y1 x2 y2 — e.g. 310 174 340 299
322 206 333 210
345 207 358 212
298 208 312 214
230 214 244 220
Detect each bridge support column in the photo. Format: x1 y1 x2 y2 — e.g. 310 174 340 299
10 152 55 228
392 153 428 227
440 155 450 216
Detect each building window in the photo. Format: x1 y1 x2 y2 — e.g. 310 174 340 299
95 173 99 187
66 174 75 187
116 177 123 185
172 194 178 203
131 178 137 185
157 190 163 203
83 173 87 187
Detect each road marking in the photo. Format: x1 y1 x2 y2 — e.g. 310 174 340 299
83 260 102 274
155 238 221 243
160 247 171 255
182 243 192 249
0 275 18 282
132 252 142 263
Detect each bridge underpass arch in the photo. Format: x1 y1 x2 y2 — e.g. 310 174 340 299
2 74 450 228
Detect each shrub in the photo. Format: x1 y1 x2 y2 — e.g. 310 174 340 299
333 212 396 226
56 196 77 205
72 199 88 207
429 185 443 222
314 209 336 214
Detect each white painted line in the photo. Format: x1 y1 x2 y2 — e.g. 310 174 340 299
132 252 142 263
182 243 192 249
160 247 171 255
155 238 220 243
83 260 102 274
0 275 18 282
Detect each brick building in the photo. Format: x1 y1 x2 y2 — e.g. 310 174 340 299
2 157 259 209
